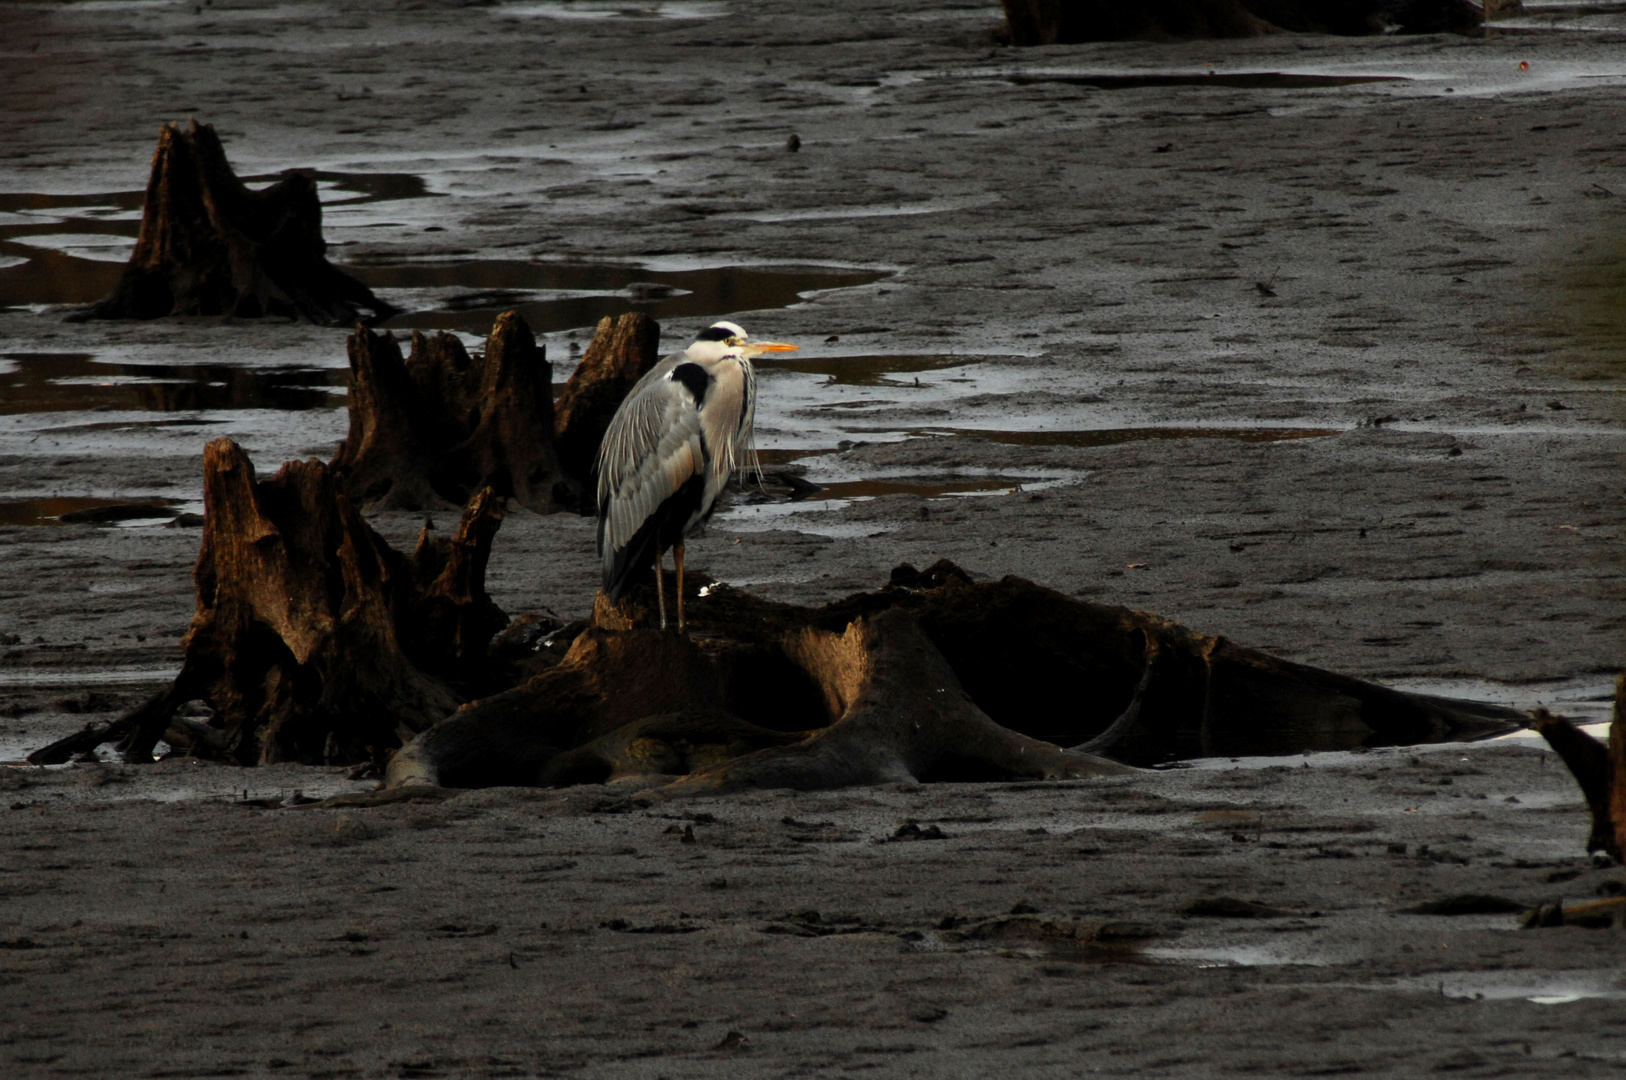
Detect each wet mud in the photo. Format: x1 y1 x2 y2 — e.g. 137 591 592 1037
1 0 1624 1075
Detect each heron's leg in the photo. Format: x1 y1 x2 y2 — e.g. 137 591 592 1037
653 552 667 630
675 541 686 632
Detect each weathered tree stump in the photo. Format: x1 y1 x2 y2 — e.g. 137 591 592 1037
1535 677 1626 862
330 311 661 513
999 0 1484 42
330 312 568 511
552 313 663 490
28 438 505 768
72 120 395 325
385 559 1526 794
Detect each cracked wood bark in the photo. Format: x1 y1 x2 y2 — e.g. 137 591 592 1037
1535 676 1626 861
330 311 655 513
385 559 1525 793
28 439 506 768
552 312 663 490
999 0 1482 42
330 312 568 511
72 120 395 325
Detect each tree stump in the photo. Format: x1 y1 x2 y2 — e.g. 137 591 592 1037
999 0 1484 42
330 311 662 513
1535 677 1626 861
385 559 1526 794
28 439 506 768
552 312 663 490
330 312 568 511
72 120 396 325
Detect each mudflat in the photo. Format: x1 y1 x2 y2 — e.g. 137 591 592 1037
1 1 1623 1076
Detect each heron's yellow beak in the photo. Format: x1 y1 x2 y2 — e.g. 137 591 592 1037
743 340 798 356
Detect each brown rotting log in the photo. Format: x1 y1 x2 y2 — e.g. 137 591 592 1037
72 120 395 325
29 439 506 768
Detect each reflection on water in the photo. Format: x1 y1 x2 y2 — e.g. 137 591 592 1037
358 260 885 336
757 353 986 387
0 353 347 415
1005 73 1407 91
0 497 180 528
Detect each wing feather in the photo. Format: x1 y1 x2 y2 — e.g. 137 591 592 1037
595 362 708 570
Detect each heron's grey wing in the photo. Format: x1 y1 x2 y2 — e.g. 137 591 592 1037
596 374 707 565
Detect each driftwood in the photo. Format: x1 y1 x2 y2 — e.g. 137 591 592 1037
330 311 661 512
72 120 394 325
385 559 1525 793
29 439 506 768
999 0 1484 42
1535 677 1626 862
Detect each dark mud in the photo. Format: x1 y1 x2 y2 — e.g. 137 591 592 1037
0 0 1623 1075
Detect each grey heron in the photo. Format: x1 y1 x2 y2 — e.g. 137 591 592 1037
595 320 798 630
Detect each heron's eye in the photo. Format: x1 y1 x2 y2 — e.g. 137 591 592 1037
725 336 745 347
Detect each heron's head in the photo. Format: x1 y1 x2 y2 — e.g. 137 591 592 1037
686 320 798 361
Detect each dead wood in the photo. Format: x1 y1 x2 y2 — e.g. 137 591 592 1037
72 120 394 325
552 313 663 489
385 559 1525 793
1535 676 1626 861
329 312 568 511
29 439 506 768
999 0 1483 42
330 311 662 513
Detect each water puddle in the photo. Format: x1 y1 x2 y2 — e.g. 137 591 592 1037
799 475 1038 500
498 0 727 18
757 353 988 388
0 172 885 335
1143 942 1338 968
356 260 885 337
1005 72 1407 91
0 497 184 528
1372 970 1626 1003
0 173 437 310
0 352 346 415
847 426 1339 449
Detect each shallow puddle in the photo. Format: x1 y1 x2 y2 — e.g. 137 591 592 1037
0 352 346 415
1376 970 1626 1004
499 0 727 18
0 497 183 528
358 260 885 336
856 426 1339 449
1005 72 1407 91
0 173 436 308
0 174 885 335
757 353 987 388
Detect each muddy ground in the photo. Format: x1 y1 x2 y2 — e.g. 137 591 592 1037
1 0 1625 1076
